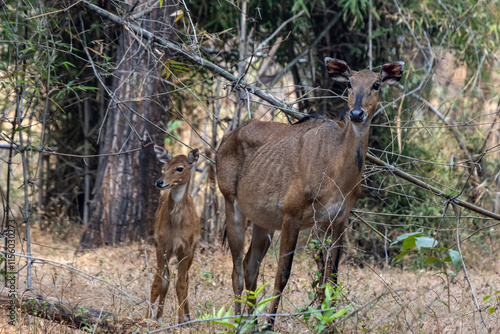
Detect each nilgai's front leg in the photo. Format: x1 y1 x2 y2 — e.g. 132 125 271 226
267 215 301 328
176 251 195 323
326 220 345 287
148 248 170 322
314 220 345 301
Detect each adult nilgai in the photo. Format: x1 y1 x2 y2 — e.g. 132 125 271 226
146 146 200 324
216 58 404 328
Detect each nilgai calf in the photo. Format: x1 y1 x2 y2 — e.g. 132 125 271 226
146 146 200 324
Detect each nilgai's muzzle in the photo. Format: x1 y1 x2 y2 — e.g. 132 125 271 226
155 180 170 189
349 109 365 123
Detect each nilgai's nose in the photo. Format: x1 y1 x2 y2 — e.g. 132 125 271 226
349 109 365 123
155 180 164 188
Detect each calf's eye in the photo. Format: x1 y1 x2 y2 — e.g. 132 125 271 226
176 166 184 172
372 82 380 90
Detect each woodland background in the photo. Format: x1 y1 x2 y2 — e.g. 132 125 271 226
1 0 500 333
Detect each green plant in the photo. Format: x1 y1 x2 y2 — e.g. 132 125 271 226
202 270 215 285
482 289 500 315
201 282 278 333
296 283 350 332
75 307 96 333
390 232 462 272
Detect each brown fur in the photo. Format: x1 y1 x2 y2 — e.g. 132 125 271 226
146 147 201 324
216 58 403 329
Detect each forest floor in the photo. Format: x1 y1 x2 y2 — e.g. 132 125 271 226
1 225 500 333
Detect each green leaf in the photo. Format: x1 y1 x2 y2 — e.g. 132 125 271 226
448 249 462 271
254 282 269 297
60 61 76 69
415 236 438 250
483 296 491 301
322 307 348 321
212 320 236 328
310 308 324 321
325 283 333 300
488 307 496 314
390 232 423 247
74 86 99 91
170 64 189 71
402 236 417 250
223 306 232 318
232 297 255 307
393 250 411 261
256 295 278 312
216 306 225 318
425 257 438 264
13 126 29 133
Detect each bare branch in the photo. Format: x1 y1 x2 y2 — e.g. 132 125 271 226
366 153 500 221
451 204 488 330
254 10 305 55
73 0 306 121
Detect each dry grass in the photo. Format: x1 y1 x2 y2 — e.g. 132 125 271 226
1 225 500 333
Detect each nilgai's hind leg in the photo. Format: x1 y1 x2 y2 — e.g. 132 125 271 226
314 220 345 302
267 215 301 329
244 224 275 292
176 250 195 323
243 224 275 317
148 249 170 322
225 199 247 314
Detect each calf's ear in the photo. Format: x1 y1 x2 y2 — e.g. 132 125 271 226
154 145 172 164
380 61 404 85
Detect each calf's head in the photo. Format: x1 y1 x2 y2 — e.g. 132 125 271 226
154 145 199 190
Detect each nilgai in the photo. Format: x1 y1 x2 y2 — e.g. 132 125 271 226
146 146 200 324
216 58 403 328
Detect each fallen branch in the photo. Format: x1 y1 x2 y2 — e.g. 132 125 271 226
0 290 122 333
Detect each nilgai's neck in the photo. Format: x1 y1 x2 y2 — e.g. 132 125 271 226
333 120 371 177
169 182 190 205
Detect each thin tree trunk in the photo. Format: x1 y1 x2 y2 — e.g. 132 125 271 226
80 1 175 248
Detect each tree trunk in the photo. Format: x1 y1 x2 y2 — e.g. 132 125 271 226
80 1 175 248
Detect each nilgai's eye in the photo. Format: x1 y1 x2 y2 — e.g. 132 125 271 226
347 82 352 89
175 166 184 172
372 82 381 90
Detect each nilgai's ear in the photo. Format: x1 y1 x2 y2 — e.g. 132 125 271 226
154 145 172 164
187 148 200 166
380 61 404 85
325 57 352 83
